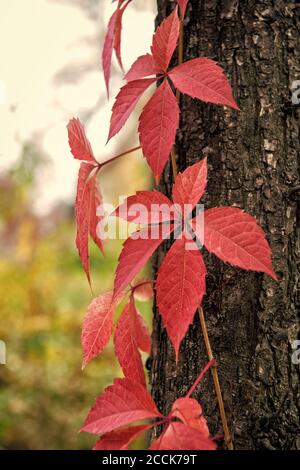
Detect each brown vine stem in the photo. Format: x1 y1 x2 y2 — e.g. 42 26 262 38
170 8 183 180
198 307 234 450
171 9 234 451
186 358 216 398
176 10 184 101
101 145 141 168
170 149 178 179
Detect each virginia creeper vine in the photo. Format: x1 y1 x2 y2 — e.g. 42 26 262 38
66 0 276 450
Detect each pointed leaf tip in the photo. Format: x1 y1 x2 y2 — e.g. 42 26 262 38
177 0 189 17
151 7 180 72
172 158 208 212
67 118 96 163
102 10 118 97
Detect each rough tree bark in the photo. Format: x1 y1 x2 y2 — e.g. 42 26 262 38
150 0 300 450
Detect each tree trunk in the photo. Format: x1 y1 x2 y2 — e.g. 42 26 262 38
150 0 300 450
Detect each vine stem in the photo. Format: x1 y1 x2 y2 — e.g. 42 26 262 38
186 359 216 398
170 8 183 179
101 145 141 168
170 9 234 451
176 9 184 101
170 149 178 178
198 307 234 450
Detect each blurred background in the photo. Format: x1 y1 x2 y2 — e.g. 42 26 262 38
0 0 156 449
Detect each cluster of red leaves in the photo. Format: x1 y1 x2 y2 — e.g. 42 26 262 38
81 278 153 386
107 6 239 180
102 0 132 96
113 158 277 358
81 361 217 451
66 0 278 451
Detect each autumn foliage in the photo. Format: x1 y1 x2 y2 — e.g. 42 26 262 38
67 1 276 450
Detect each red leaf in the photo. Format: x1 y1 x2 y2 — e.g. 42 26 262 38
149 422 216 450
139 79 179 181
151 7 180 72
125 54 161 82
114 190 175 224
171 397 210 435
172 159 207 214
114 225 174 300
67 118 96 163
81 377 161 435
113 0 130 70
69 119 104 283
81 292 115 368
108 78 156 142
102 9 118 97
93 424 151 450
169 58 239 109
202 207 277 279
156 235 206 359
75 163 97 283
114 296 146 386
177 0 188 16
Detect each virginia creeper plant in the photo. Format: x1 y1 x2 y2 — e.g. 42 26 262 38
66 1 276 450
